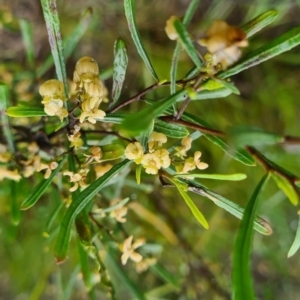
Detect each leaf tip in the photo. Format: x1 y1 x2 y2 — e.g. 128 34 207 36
55 255 68 265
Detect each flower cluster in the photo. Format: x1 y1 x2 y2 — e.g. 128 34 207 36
125 133 208 175
125 132 171 175
73 56 106 124
173 137 208 174
39 79 68 121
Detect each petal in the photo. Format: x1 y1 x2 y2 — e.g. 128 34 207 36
130 252 143 263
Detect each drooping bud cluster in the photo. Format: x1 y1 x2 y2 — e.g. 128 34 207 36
164 17 248 70
198 20 248 69
39 79 68 121
73 56 106 124
125 132 171 175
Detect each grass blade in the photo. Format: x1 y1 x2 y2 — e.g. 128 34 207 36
21 157 66 210
19 19 35 68
55 160 131 263
241 10 278 38
37 8 93 78
221 26 300 79
122 89 186 134
288 215 300 258
232 173 270 300
124 0 158 80
40 0 69 100
6 105 46 117
112 38 128 104
0 82 15 152
174 19 202 70
176 173 247 181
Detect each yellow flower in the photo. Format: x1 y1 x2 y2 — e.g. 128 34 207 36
79 108 106 124
94 164 112 178
121 235 145 265
68 126 83 149
0 167 21 181
165 15 180 40
110 199 128 223
148 132 167 152
174 136 192 158
141 152 161 175
176 151 208 174
39 79 66 102
153 149 171 168
73 56 100 85
198 20 248 69
85 146 102 163
63 169 88 192
124 142 144 164
39 79 68 121
37 161 58 179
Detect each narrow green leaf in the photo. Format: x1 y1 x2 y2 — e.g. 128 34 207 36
40 0 69 101
182 0 200 25
288 215 300 258
241 10 278 38
45 202 64 233
55 160 130 263
221 26 300 79
212 78 240 95
62 266 80 300
232 173 270 300
0 82 15 152
78 241 93 291
176 173 247 181
112 38 128 104
229 126 284 147
178 178 272 235
170 178 209 229
37 8 93 78
122 89 186 134
271 172 299 206
124 0 158 80
170 0 200 95
138 119 154 151
150 264 180 289
154 119 189 139
185 87 232 101
181 112 256 166
103 112 128 124
19 19 35 68
21 157 66 210
101 144 125 161
11 181 21 225
170 43 180 95
174 19 202 70
6 105 46 117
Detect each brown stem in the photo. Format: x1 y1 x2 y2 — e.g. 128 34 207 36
176 96 191 120
282 135 300 145
160 115 225 137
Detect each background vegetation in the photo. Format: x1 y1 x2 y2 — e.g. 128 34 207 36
0 0 300 299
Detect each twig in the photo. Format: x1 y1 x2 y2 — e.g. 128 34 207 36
160 115 225 137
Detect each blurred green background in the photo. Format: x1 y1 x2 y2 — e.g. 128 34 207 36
1 0 300 299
